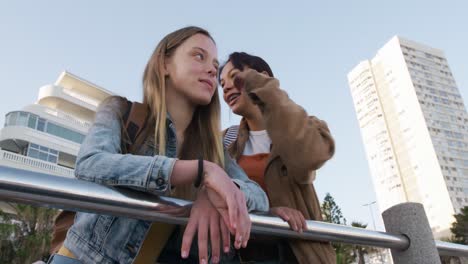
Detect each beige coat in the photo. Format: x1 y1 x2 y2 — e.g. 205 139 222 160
227 70 336 264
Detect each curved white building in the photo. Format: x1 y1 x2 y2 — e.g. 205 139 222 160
0 71 114 209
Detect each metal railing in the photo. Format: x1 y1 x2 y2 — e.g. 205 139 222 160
0 165 467 260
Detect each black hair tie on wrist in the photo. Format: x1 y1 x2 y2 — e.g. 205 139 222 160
194 156 203 188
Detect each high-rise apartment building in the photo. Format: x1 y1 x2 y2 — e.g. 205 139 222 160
348 36 468 238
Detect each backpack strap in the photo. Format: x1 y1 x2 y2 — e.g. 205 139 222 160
121 101 174 264
122 100 150 154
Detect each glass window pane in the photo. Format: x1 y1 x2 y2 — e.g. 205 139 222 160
49 149 58 155
39 146 48 151
46 123 58 135
71 132 79 143
18 112 28 126
30 143 39 149
48 155 57 164
37 118 46 132
28 115 37 129
8 112 18 126
28 149 39 159
38 152 48 161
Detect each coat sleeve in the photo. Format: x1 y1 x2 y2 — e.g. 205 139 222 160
224 150 269 212
74 96 177 195
239 70 335 183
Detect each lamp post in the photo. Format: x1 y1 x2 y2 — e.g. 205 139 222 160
363 201 377 230
363 201 387 262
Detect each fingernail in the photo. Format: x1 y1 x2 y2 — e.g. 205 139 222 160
224 246 229 253
181 251 188 258
201 258 207 264
212 256 219 263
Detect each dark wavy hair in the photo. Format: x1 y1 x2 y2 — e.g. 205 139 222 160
219 52 274 82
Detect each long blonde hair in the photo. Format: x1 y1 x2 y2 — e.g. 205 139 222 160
142 26 224 179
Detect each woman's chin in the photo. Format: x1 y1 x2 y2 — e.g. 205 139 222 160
231 106 244 116
193 96 212 106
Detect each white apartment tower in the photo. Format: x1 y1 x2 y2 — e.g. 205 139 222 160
347 36 468 238
0 71 112 182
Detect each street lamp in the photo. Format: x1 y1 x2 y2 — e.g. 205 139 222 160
362 201 377 230
363 201 388 262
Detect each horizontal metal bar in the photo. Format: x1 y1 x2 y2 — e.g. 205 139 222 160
436 240 468 257
0 165 466 256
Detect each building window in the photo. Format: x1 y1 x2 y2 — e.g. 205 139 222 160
37 118 46 132
27 143 59 164
4 111 85 144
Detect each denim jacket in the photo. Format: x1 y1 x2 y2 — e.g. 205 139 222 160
64 96 269 264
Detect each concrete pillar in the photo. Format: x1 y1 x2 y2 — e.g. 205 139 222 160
382 202 441 264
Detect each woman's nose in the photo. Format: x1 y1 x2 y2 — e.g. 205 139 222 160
207 64 217 77
222 81 233 93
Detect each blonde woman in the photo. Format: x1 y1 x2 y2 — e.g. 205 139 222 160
48 28 268 264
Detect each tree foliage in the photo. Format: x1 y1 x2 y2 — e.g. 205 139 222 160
451 206 468 245
0 203 58 264
321 193 354 264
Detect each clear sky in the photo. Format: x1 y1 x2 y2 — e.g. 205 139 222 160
1 0 467 230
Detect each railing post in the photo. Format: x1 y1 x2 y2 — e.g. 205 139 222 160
382 202 441 264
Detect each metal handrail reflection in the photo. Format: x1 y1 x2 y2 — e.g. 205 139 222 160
0 165 467 256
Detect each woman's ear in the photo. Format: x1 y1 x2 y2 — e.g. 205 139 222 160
261 71 270 77
162 57 170 76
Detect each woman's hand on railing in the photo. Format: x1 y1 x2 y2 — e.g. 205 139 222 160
203 161 251 249
181 187 229 264
270 206 308 233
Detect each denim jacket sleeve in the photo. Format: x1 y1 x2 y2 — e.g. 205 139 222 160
74 96 176 195
224 151 269 212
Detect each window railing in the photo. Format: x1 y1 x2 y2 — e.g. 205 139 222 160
43 108 92 129
0 165 467 263
0 151 74 178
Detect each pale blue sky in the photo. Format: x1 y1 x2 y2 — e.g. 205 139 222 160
1 1 467 230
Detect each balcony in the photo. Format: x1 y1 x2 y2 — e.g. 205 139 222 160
0 149 74 178
42 107 92 130
62 88 100 107
37 85 96 121
0 126 80 155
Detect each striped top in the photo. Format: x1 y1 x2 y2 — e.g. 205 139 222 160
223 125 239 148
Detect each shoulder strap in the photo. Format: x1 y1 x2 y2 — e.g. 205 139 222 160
122 100 150 154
